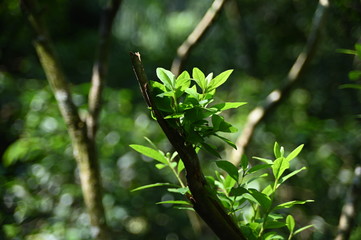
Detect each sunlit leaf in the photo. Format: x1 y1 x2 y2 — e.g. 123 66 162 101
294 225 314 235
272 157 289 179
156 200 190 205
131 183 176 192
240 155 249 171
286 215 295 233
156 67 174 90
207 69 233 92
286 144 304 161
211 102 247 112
273 142 282 158
177 159 185 174
175 70 191 89
192 67 206 92
273 200 314 211
130 144 167 164
279 167 306 185
253 157 273 164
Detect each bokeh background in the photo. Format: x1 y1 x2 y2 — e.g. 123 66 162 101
1 0 361 239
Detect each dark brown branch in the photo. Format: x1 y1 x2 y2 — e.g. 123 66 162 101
87 0 122 140
335 166 361 240
21 1 113 239
230 0 329 166
131 52 245 240
171 0 227 76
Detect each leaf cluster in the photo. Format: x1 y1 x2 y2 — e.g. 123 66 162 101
152 67 246 157
211 143 313 239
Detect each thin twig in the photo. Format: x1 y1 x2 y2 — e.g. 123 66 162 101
335 165 361 240
171 0 227 76
230 0 329 166
87 0 122 140
130 52 245 240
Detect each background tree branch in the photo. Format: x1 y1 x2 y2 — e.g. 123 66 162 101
131 52 245 240
87 0 121 140
171 0 227 76
335 166 361 240
230 0 330 166
20 0 121 239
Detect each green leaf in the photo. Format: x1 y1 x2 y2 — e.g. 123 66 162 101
156 200 190 205
253 157 273 164
229 186 249 196
273 142 282 158
248 164 273 173
207 69 233 92
155 163 167 169
175 70 191 89
177 159 185 174
214 134 237 149
272 157 289 179
264 221 286 229
339 84 361 90
130 144 167 164
248 189 272 210
192 67 206 91
286 215 295 233
156 67 175 90
240 155 249 171
273 200 314 211
286 144 304 161
131 183 176 192
216 160 239 182
211 102 247 112
279 167 306 185
348 70 361 80
167 187 189 195
293 225 314 235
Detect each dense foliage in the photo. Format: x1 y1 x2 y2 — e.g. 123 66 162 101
1 0 361 239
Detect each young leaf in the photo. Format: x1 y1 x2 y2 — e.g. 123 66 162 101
130 144 167 164
216 160 239 182
207 69 233 92
177 159 185 174
272 157 290 179
286 144 304 161
240 154 249 171
253 156 273 164
167 187 189 195
155 163 167 169
274 142 282 158
248 189 272 210
131 183 176 192
279 167 307 185
286 215 295 233
248 164 272 173
175 70 191 89
273 200 314 211
211 102 247 112
192 67 206 92
293 225 314 235
156 200 190 205
156 67 175 90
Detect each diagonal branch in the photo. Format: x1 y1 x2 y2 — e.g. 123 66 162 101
87 0 122 140
171 0 228 76
130 52 245 240
230 0 330 166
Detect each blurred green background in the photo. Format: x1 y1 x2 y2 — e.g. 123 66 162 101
1 0 361 239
